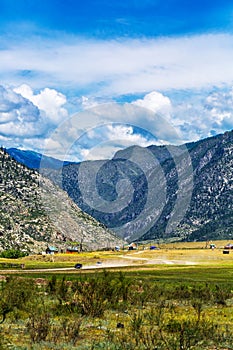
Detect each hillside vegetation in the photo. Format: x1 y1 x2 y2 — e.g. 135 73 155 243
6 130 233 242
0 148 123 253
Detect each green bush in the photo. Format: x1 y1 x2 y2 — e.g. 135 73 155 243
0 249 28 259
0 276 36 323
1 272 233 349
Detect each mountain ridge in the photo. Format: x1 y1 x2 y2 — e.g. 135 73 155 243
58 129 233 242
5 129 233 242
7 148 76 169
0 148 123 252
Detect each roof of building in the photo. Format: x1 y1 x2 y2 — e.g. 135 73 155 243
47 246 58 252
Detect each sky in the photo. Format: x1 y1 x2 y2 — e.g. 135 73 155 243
0 0 233 160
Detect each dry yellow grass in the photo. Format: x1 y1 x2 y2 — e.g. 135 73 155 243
1 240 233 271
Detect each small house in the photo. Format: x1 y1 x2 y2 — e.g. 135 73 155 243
46 246 58 255
128 243 137 250
224 243 233 249
66 246 79 254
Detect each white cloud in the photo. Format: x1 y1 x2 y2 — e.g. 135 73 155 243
106 124 155 147
133 91 171 114
163 87 233 142
0 82 232 160
1 31 233 156
0 85 43 139
14 84 68 124
79 143 129 161
204 89 233 130
1 33 233 96
41 102 182 162
0 84 69 150
81 96 101 109
0 85 39 123
78 124 155 161
130 88 233 144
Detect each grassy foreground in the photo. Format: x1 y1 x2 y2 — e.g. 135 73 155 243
1 241 233 349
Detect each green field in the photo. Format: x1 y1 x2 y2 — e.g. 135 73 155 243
1 241 233 349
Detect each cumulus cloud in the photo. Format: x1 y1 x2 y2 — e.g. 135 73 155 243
0 85 39 124
79 144 124 161
0 85 42 138
1 82 232 160
0 84 68 150
78 124 156 161
1 31 233 157
132 91 172 117
14 84 68 124
81 96 101 109
106 124 155 146
42 101 182 162
42 87 233 162
163 87 233 142
130 89 233 144
204 89 233 131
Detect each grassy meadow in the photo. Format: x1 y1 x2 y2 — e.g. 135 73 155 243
1 240 233 349
0 239 232 270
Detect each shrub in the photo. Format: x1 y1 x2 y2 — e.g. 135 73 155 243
0 249 28 259
0 276 36 323
27 309 51 343
71 272 124 317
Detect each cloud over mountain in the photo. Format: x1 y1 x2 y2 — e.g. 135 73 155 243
0 0 232 158
14 84 68 124
0 85 68 150
0 83 233 161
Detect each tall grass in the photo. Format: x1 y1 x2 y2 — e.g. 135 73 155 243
1 272 233 349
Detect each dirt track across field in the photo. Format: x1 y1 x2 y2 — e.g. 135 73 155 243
0 246 230 274
0 256 197 274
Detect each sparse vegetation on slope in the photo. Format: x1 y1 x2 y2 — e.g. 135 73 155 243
5 130 233 243
0 148 123 253
58 130 233 242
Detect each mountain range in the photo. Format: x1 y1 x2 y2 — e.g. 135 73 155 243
6 129 233 243
7 148 75 169
0 148 123 253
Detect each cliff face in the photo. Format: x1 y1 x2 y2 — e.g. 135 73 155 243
0 148 123 252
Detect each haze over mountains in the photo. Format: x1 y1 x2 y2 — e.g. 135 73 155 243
7 129 233 243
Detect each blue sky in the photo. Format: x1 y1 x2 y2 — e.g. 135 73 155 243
1 0 233 38
0 0 233 160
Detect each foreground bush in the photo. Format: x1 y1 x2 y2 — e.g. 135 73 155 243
1 273 233 349
0 276 36 324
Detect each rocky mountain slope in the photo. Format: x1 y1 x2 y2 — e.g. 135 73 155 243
42 130 233 242
0 148 123 253
7 130 233 242
177 130 233 241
